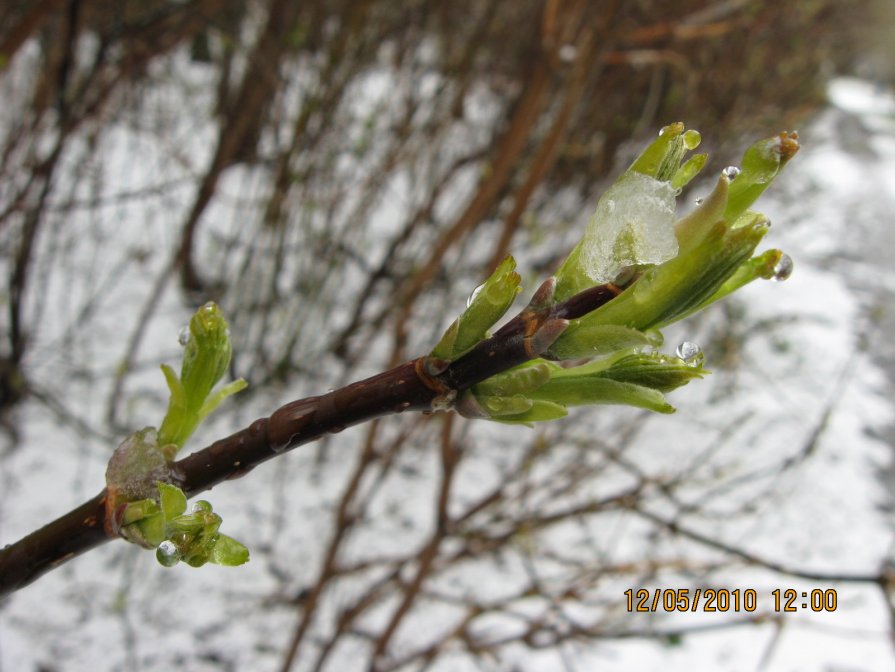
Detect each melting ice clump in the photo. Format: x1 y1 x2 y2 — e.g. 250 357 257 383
580 171 678 283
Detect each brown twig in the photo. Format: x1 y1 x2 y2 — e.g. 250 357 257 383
0 277 624 598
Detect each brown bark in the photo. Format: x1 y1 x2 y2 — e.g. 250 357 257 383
0 277 624 597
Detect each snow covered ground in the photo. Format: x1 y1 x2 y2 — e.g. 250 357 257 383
2 76 895 671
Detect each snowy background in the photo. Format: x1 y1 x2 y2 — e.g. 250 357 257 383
1 19 895 671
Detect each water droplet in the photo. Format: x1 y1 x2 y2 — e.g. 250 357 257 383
658 127 668 136
723 166 741 180
682 129 701 150
644 329 664 347
177 326 190 346
157 540 180 567
466 283 485 308
558 44 577 62
694 197 704 205
192 500 213 513
675 341 703 367
771 253 793 282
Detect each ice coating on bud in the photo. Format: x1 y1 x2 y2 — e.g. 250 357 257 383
579 172 678 284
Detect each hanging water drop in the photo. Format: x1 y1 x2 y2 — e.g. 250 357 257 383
771 253 793 282
177 326 190 346
466 283 485 307
682 129 701 150
156 540 181 567
675 341 704 367
723 166 741 180
192 500 213 513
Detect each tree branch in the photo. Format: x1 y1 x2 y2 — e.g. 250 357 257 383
0 279 624 597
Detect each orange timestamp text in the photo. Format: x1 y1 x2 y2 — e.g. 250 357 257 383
624 588 838 613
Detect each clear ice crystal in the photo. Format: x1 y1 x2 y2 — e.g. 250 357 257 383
580 172 678 284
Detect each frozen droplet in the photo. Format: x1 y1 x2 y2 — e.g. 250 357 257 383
157 540 180 567
177 326 190 346
771 253 793 281
723 166 741 180
579 172 678 284
675 341 703 367
192 500 213 513
466 283 484 308
682 129 701 150
558 44 577 62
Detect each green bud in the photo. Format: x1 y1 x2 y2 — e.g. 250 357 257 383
629 122 686 180
481 395 534 416
674 173 729 254
573 212 769 332
724 131 799 223
432 256 522 360
491 399 569 425
670 248 791 323
473 361 551 397
529 377 674 414
554 124 708 302
597 352 707 393
158 302 247 450
547 324 652 361
181 303 233 405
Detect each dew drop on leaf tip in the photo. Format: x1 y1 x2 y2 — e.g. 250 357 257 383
675 341 703 366
723 166 741 180
177 326 190 346
771 253 793 282
157 540 180 567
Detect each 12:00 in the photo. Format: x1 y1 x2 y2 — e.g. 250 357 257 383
772 588 837 612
